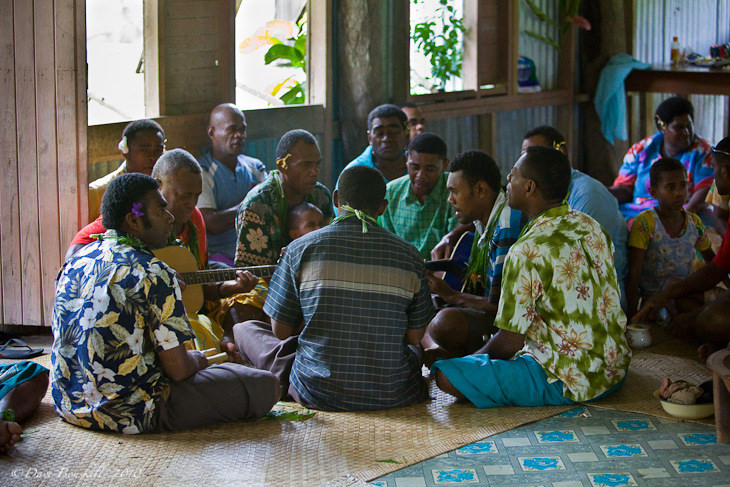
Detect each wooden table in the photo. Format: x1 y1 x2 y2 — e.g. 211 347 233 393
624 64 730 139
625 63 730 96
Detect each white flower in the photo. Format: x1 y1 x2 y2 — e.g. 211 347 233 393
153 325 180 349
82 381 103 407
90 286 110 314
246 228 268 253
79 308 97 331
118 136 129 154
91 361 115 382
125 328 144 355
122 424 140 435
144 399 155 414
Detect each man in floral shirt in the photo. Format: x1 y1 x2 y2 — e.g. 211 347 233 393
235 129 333 267
431 146 631 408
51 173 279 434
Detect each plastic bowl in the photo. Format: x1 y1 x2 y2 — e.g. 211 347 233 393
653 390 714 419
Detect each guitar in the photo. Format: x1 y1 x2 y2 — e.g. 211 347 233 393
152 246 277 313
424 231 474 292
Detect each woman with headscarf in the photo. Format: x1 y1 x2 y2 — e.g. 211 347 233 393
609 96 714 226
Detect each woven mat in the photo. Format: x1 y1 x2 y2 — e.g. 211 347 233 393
0 330 712 486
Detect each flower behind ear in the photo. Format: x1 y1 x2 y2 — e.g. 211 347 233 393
118 136 129 154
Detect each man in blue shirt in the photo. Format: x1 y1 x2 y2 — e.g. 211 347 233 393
521 126 629 310
234 165 432 411
197 103 267 266
339 104 409 184
423 151 526 366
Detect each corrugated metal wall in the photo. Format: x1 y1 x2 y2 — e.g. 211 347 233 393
496 105 559 181
633 0 729 144
518 0 560 91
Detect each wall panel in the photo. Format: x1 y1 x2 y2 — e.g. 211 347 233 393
0 0 86 327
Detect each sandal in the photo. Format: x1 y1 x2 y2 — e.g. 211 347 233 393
0 339 43 360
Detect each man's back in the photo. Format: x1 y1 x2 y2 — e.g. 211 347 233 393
264 218 432 411
51 233 194 433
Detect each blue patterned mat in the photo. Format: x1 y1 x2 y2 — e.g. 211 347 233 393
371 405 729 486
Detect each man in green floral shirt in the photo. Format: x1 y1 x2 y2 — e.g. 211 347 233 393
235 129 334 267
51 173 279 433
432 146 631 408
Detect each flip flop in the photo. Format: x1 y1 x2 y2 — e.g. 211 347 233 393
0 339 43 360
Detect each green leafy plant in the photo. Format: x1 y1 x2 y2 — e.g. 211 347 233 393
523 0 590 50
239 16 307 105
411 0 466 91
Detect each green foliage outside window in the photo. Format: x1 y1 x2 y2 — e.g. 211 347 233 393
410 0 466 92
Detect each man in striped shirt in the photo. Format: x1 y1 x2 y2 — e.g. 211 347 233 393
423 150 526 366
233 165 432 411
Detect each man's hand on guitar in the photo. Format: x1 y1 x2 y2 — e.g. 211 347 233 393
431 235 455 260
220 270 259 296
173 271 187 292
426 270 457 299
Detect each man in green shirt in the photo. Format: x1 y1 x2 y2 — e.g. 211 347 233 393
431 146 631 408
378 133 458 259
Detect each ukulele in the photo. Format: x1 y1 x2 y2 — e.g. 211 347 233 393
152 246 277 313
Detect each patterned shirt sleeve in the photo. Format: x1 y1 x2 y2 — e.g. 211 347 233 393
690 213 711 252
495 249 542 335
689 139 715 192
145 261 195 351
235 203 278 267
613 139 645 188
627 211 653 250
488 217 523 304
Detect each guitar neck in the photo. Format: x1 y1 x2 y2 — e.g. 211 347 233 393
180 265 277 285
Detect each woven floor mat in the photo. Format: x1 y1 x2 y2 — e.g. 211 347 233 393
0 331 711 486
588 327 714 424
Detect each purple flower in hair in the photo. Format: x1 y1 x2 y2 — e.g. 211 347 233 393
131 202 145 217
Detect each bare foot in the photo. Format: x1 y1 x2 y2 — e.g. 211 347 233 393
0 420 22 453
698 342 721 363
219 337 242 364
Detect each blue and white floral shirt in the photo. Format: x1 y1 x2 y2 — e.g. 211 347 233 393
51 230 194 434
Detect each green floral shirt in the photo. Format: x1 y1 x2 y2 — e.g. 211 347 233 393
495 205 631 402
50 230 195 434
234 171 333 266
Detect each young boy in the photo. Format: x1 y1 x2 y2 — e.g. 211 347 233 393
626 158 715 320
288 203 325 241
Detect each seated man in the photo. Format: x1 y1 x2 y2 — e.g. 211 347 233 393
423 150 526 364
66 150 257 358
378 132 458 260
88 119 165 221
233 165 433 411
399 102 427 142
197 103 267 266
521 126 630 310
0 360 48 453
635 136 730 359
432 146 631 408
340 104 409 183
235 129 333 267
51 173 279 433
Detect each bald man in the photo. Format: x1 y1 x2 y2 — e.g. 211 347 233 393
197 103 267 267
